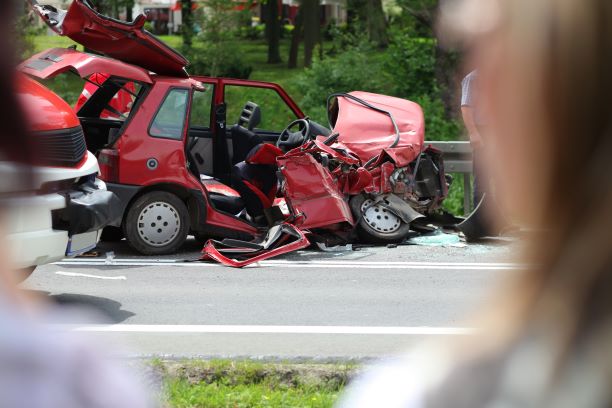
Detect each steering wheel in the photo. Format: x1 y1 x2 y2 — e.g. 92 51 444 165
277 119 311 151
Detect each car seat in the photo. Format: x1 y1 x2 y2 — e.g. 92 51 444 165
231 102 262 164
231 143 284 222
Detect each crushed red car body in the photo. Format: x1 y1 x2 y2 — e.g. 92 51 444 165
202 92 449 266
22 0 449 266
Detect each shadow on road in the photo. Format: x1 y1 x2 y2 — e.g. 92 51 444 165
23 290 135 324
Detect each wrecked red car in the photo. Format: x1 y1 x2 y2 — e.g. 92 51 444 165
22 0 448 260
201 92 448 266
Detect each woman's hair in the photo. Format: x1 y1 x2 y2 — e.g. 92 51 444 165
440 0 612 394
0 2 34 183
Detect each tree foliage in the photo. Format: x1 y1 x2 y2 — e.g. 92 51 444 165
185 0 252 78
347 0 389 48
88 0 134 19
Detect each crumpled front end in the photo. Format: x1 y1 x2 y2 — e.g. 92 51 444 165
201 92 449 267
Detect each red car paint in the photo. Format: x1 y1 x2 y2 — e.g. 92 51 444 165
201 223 310 268
278 153 354 231
18 74 80 133
17 73 89 169
20 48 153 84
333 91 425 167
30 0 188 77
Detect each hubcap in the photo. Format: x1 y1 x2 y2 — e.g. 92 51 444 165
137 201 181 247
361 198 402 234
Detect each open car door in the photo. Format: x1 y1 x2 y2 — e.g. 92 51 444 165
29 0 188 77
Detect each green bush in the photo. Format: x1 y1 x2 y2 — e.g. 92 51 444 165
386 37 437 99
282 24 294 37
143 21 154 33
443 173 468 215
186 45 253 79
240 24 265 40
415 94 461 141
295 46 392 123
16 14 44 59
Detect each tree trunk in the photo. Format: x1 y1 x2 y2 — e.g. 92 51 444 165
182 0 193 47
126 1 133 22
288 6 303 69
347 0 367 29
302 0 319 67
435 44 462 120
366 0 388 48
265 0 282 63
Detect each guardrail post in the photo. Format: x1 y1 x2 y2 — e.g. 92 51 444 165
427 141 474 216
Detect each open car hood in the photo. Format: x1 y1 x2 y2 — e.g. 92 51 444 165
29 0 188 77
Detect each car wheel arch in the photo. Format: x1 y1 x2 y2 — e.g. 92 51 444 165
123 183 196 227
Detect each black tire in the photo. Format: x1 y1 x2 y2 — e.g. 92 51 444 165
350 194 412 244
124 191 189 255
100 226 124 242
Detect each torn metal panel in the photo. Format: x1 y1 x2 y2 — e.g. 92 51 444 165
376 193 425 225
278 153 354 230
200 224 310 268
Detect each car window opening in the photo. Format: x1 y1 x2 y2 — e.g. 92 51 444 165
60 72 148 154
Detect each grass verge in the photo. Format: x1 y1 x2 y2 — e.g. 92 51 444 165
150 359 359 408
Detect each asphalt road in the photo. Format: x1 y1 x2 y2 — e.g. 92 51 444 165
22 237 519 360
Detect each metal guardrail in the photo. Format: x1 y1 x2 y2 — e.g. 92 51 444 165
428 141 474 215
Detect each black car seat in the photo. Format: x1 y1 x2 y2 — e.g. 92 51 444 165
231 161 277 221
231 102 262 164
200 178 246 215
230 143 284 222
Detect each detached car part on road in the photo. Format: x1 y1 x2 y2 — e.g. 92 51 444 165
5 75 119 279
22 0 449 264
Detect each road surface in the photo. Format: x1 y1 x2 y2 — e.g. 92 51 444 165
22 238 519 360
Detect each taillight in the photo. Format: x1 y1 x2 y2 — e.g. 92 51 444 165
98 149 119 183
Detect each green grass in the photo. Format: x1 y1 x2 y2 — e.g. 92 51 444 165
167 380 340 408
31 34 79 52
153 360 356 408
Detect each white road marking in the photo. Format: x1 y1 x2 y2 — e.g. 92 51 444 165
60 324 476 335
55 271 127 280
56 258 521 270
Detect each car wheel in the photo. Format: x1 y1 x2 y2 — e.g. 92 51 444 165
124 191 189 255
100 226 124 242
350 195 412 243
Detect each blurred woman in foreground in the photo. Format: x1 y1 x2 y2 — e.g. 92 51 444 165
340 0 612 406
0 2 152 407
